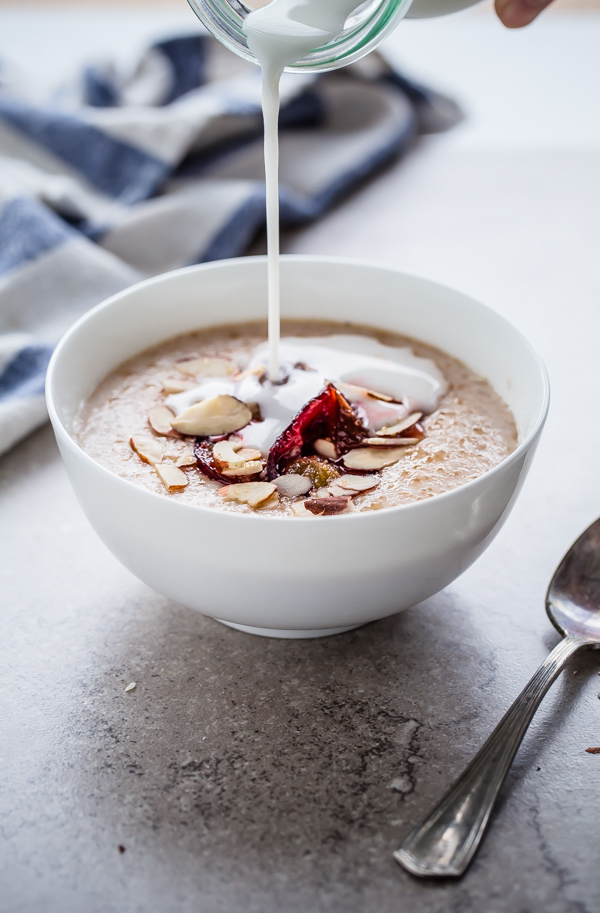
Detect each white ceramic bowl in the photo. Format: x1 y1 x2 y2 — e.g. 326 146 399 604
46 256 549 638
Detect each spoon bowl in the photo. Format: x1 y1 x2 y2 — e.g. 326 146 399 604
547 516 600 641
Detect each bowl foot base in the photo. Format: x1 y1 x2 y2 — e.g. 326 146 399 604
214 619 364 639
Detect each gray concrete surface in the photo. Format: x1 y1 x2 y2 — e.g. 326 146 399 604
2 424 600 913
2 7 600 913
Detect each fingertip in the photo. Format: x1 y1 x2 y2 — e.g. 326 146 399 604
495 0 552 29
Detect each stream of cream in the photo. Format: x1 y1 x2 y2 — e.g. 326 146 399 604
244 0 366 381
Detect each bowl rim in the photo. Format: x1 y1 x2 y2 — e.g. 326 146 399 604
46 254 550 524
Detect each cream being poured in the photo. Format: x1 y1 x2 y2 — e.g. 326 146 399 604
174 1 447 456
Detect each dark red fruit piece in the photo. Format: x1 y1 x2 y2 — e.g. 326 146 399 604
194 440 262 484
304 497 350 516
266 383 367 480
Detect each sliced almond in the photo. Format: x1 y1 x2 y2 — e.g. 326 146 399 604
221 460 263 478
176 453 197 468
176 357 234 378
235 364 266 382
364 436 420 447
171 395 252 437
304 497 352 516
154 463 189 490
213 439 243 466
333 380 395 403
220 481 276 508
313 438 338 460
343 447 410 471
130 435 164 466
148 405 175 436
273 474 313 499
162 378 194 395
291 500 312 517
377 412 423 436
235 447 262 462
326 483 349 498
214 440 263 474
337 474 380 493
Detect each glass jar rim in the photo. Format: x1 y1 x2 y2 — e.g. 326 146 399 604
186 0 414 74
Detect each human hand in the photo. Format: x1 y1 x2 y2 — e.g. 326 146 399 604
495 0 554 28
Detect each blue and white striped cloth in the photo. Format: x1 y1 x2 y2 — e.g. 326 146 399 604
0 34 460 457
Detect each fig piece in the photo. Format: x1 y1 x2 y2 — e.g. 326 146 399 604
266 383 367 479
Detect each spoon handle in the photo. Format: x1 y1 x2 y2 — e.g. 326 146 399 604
394 634 588 877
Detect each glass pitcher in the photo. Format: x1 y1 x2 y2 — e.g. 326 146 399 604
187 0 482 73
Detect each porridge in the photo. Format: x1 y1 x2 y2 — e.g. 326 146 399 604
74 319 517 516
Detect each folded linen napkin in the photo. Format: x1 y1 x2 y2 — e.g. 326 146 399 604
0 34 461 457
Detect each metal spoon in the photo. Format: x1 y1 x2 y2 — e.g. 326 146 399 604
395 516 600 878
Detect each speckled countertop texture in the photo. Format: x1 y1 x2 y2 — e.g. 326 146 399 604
2 6 600 913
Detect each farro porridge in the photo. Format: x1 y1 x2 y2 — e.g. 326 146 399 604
74 319 517 517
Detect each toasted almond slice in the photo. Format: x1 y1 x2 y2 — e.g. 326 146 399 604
176 357 234 378
233 447 262 463
220 481 276 508
343 447 410 471
172 395 252 437
162 378 194 395
304 497 351 516
377 412 423 436
326 483 349 498
176 453 197 468
221 460 263 478
235 364 266 382
337 474 380 493
273 474 313 499
130 435 164 466
148 405 175 436
213 439 242 466
313 438 338 460
364 436 420 447
291 500 312 517
155 463 189 490
333 380 395 403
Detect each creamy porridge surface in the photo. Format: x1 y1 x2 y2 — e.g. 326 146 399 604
74 320 518 516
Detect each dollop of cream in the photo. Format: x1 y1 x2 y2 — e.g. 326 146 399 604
166 335 447 454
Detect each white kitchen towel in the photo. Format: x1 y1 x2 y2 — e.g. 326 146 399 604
0 33 460 456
